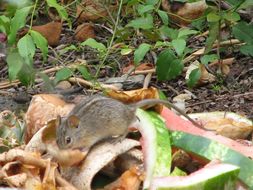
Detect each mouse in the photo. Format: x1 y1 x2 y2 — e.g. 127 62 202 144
56 95 201 151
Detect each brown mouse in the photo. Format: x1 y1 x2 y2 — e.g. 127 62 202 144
56 95 200 150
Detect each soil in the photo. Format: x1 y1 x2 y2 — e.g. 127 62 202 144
156 54 253 120
0 21 253 121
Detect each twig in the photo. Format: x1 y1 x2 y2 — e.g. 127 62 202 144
55 171 78 190
209 57 234 67
187 91 253 107
68 77 120 91
143 73 152 89
183 39 241 64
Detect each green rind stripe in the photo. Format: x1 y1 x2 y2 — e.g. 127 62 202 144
172 131 253 188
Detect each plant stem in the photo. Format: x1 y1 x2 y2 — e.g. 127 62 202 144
217 0 221 73
95 0 123 78
29 0 38 31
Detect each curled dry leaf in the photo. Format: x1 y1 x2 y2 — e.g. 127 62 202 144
19 22 62 46
172 94 192 113
0 148 58 189
0 149 46 168
189 112 253 140
4 173 27 187
185 60 216 86
209 57 235 67
75 23 96 42
25 94 74 143
107 87 162 112
221 64 230 75
25 125 48 152
102 166 144 190
42 160 57 187
122 63 154 74
62 138 140 190
209 58 234 76
161 0 207 25
76 0 115 22
47 144 86 167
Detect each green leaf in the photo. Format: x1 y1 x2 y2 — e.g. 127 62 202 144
77 65 92 80
238 0 253 9
138 4 154 15
154 41 170 48
54 68 72 83
30 30 48 61
178 28 198 38
157 10 169 25
146 0 159 5
172 39 186 56
0 15 10 34
204 22 219 54
17 34 35 63
17 61 35 86
156 49 183 81
232 22 253 45
187 68 201 88
37 72 55 92
6 50 24 81
8 6 32 45
207 12 220 22
240 44 253 57
126 14 153 30
200 54 218 65
121 48 133 55
134 43 151 65
191 17 206 31
224 12 240 22
81 38 106 52
46 0 69 23
158 25 178 40
59 44 77 55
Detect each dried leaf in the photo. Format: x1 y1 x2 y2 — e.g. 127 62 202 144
62 139 140 190
107 87 162 112
19 22 62 46
4 173 27 187
221 64 230 75
41 119 57 144
189 112 253 139
76 0 111 22
47 145 86 167
122 63 154 74
185 60 216 86
74 23 95 42
25 94 74 143
161 0 207 25
102 166 144 190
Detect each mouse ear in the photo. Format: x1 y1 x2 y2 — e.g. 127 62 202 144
55 115 61 126
67 115 80 128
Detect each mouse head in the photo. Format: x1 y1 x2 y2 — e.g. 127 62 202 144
56 115 81 149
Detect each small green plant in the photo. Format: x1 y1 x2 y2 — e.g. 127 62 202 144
121 1 199 81
0 111 26 152
0 0 69 86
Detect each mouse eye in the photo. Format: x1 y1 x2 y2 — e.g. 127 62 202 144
65 136 72 144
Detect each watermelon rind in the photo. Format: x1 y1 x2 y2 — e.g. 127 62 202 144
172 131 253 188
150 163 240 190
136 109 171 189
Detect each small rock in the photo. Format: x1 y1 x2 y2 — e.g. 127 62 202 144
55 81 72 90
